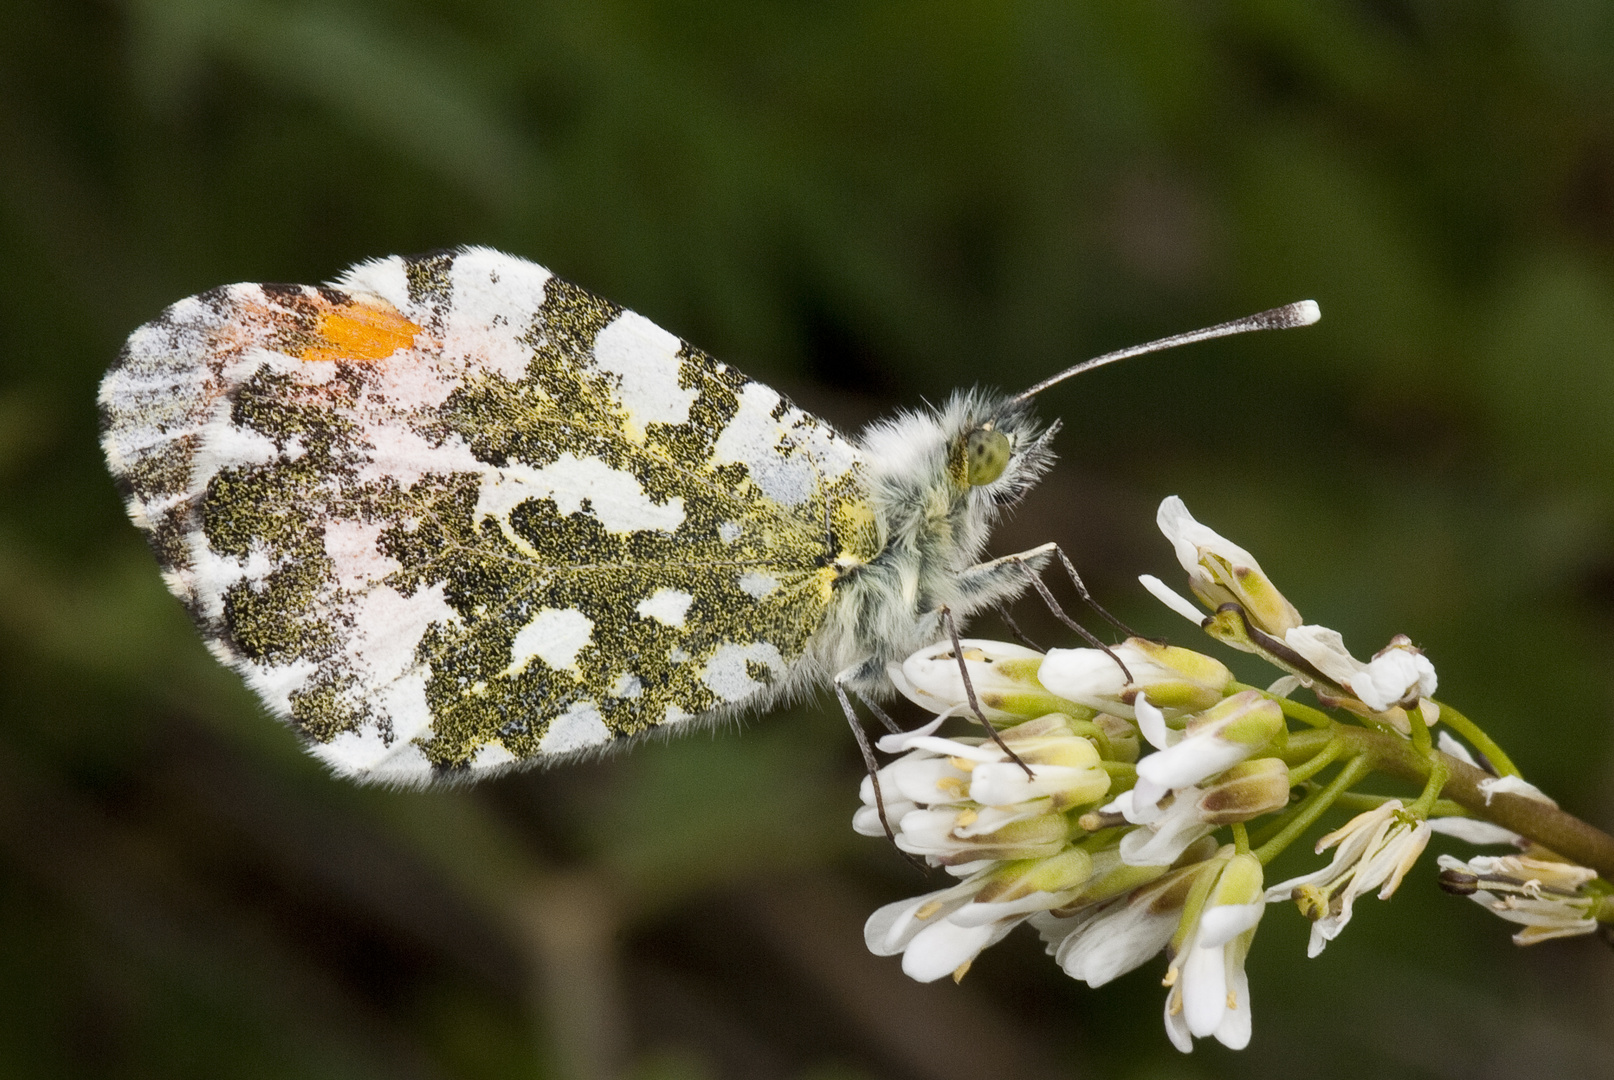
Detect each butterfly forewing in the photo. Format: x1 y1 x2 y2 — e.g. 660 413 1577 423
100 248 879 782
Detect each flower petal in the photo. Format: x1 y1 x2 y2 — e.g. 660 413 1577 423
874 714 948 755
1136 736 1253 794
1197 901 1264 949
864 880 980 956
1435 731 1479 767
1164 987 1194 1054
1135 693 1175 752
900 916 1018 982
1283 624 1365 687
1053 898 1178 988
1181 938 1229 1038
1139 573 1207 626
1427 816 1520 846
1477 775 1556 807
1213 938 1254 1050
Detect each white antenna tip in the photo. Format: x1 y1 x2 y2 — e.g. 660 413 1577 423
1293 299 1321 325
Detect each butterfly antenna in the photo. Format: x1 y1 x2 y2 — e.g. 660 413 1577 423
1010 300 1320 404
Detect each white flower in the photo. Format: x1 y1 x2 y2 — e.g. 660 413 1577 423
1156 496 1302 636
1283 627 1438 715
1437 854 1603 944
1117 800 1217 867
1110 756 1291 867
1163 852 1265 1052
867 849 1097 982
1037 638 1234 719
1035 862 1202 987
855 713 1111 865
866 876 1010 983
1127 691 1285 812
888 639 1084 721
1264 800 1431 957
1355 641 1438 712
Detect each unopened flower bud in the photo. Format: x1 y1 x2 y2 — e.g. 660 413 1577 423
1195 758 1292 825
1038 638 1234 718
972 848 1096 909
1186 691 1286 748
969 715 1113 810
890 639 1090 721
896 806 1076 865
1094 713 1140 763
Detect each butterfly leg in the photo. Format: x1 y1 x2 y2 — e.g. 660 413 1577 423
992 602 1042 651
856 691 904 735
1048 543 1143 639
937 606 1034 779
834 666 899 843
955 543 1134 682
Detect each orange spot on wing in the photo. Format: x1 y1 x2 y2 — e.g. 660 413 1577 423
301 300 422 364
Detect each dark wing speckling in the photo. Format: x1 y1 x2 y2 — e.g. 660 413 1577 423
99 247 879 783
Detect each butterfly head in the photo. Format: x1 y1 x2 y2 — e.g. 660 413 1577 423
945 391 1059 509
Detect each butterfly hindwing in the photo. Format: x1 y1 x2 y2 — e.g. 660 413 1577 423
100 248 879 783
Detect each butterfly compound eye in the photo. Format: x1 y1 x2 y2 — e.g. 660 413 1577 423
964 427 1012 486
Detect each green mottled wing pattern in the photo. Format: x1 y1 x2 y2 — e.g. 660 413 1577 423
99 247 879 783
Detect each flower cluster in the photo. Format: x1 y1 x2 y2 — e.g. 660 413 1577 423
862 632 1294 1050
853 495 1613 1053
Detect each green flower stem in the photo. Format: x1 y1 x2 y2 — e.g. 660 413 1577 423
1407 703 1433 757
1406 753 1451 818
1231 820 1251 856
1253 755 1372 865
1331 790 1466 817
1286 738 1344 785
1432 700 1522 779
1334 726 1614 880
1232 682 1334 729
1249 800 1308 850
1272 727 1336 766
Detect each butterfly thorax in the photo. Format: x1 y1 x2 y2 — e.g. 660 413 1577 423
815 389 1057 692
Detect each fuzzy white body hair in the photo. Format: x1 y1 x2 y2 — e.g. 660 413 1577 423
804 387 1058 695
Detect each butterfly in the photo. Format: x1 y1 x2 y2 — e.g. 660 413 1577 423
99 247 1315 784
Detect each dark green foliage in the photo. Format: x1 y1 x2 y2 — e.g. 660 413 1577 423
4 1 1614 1076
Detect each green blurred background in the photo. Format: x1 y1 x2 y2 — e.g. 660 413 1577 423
5 1 1614 1077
